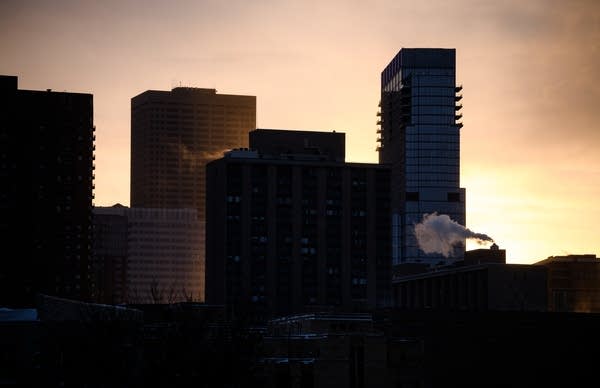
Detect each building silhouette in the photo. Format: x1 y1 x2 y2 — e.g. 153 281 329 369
206 129 392 318
130 86 256 216
463 242 506 265
534 254 600 312
0 75 95 307
258 312 387 388
391 245 550 312
93 205 204 304
130 86 256 299
392 263 547 312
92 204 128 304
378 49 466 273
4 296 600 388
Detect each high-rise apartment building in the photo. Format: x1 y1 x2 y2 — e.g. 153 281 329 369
93 205 204 304
0 75 95 306
206 129 391 318
378 49 466 271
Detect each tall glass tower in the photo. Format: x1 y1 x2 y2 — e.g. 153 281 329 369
378 48 465 271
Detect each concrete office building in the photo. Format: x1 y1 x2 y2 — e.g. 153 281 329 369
0 75 95 306
93 205 203 304
130 87 256 298
378 49 466 272
206 129 392 318
130 87 256 216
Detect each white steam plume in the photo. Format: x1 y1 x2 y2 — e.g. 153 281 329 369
414 213 494 258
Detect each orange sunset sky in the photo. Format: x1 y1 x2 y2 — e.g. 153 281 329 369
1 0 599 264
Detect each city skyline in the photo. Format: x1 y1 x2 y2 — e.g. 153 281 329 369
1 0 599 263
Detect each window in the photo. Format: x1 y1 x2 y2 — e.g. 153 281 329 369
406 192 419 201
447 192 460 202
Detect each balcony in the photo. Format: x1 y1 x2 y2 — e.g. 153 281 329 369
376 111 381 116
455 85 463 92
377 120 382 125
376 137 382 142
455 103 463 111
455 114 463 120
455 94 463 101
376 128 381 134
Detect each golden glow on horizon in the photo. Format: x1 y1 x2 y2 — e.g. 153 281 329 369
1 0 598 264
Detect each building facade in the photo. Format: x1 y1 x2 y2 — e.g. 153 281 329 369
130 86 256 217
92 204 128 304
206 129 392 318
93 205 204 304
258 313 389 388
0 75 95 307
130 87 256 296
392 261 547 312
534 254 600 313
378 49 466 272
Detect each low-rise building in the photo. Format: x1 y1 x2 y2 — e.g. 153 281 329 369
93 205 204 304
534 254 600 312
392 246 547 312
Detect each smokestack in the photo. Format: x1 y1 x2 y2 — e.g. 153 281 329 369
414 213 494 258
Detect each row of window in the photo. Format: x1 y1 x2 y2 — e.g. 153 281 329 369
410 96 458 106
410 115 459 125
411 106 457 115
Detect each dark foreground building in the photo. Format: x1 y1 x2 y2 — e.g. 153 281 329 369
3 296 600 388
258 313 388 388
255 310 600 388
378 309 600 388
0 75 95 307
0 296 256 388
206 129 392 318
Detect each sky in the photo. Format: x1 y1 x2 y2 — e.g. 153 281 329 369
1 0 599 264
